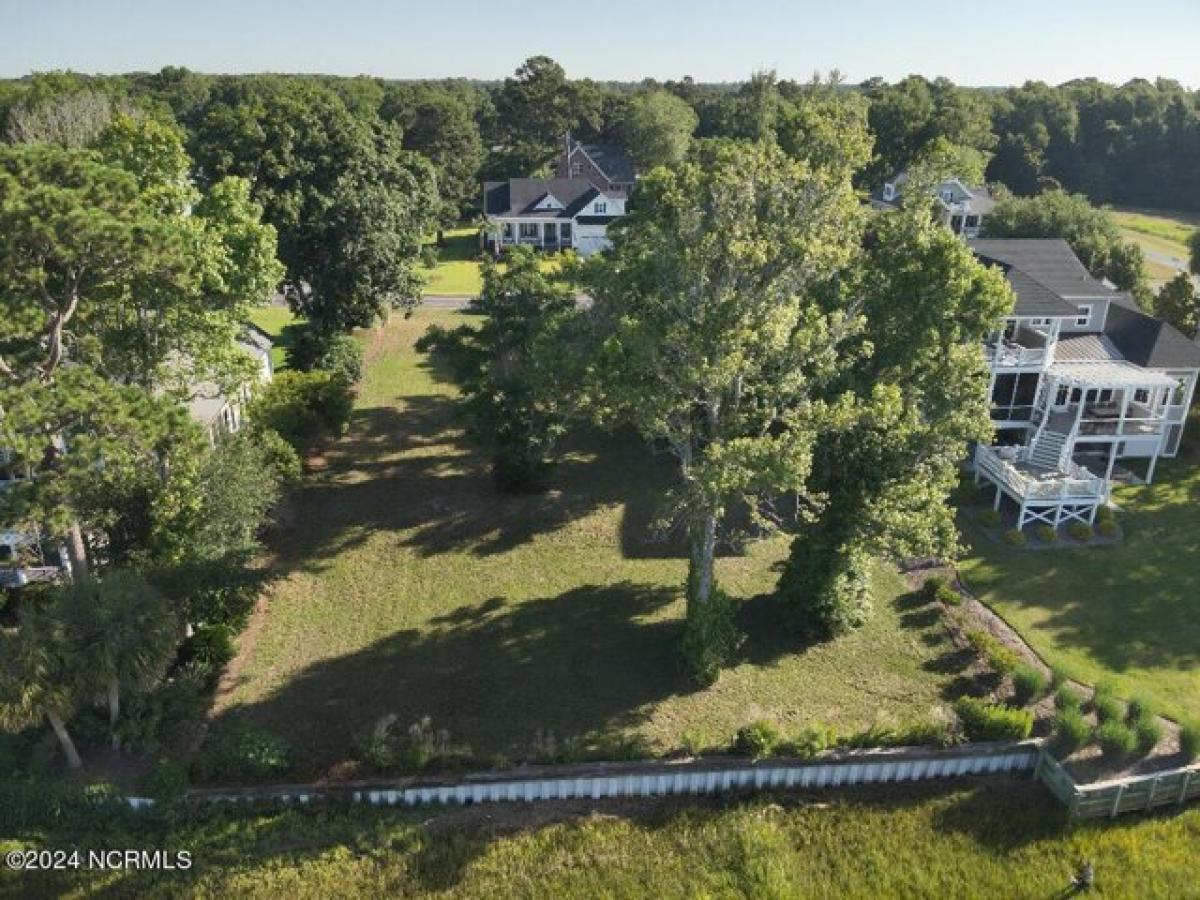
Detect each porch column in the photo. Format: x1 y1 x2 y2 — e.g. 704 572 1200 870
1104 442 1118 482
1117 388 1129 437
1146 448 1159 485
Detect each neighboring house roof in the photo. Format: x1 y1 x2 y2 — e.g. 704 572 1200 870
871 174 994 214
570 142 637 185
181 328 274 427
1104 297 1200 370
483 178 623 219
970 239 1112 299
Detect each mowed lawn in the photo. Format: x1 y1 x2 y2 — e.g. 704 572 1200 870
420 226 567 296
12 780 1200 898
212 309 965 775
1108 207 1198 285
247 305 301 369
960 417 1200 722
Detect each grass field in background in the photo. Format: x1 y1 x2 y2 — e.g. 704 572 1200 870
9 780 1199 898
210 309 964 776
960 414 1200 723
1108 207 1197 285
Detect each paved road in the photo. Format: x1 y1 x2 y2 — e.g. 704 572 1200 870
420 294 593 310
1139 248 1200 289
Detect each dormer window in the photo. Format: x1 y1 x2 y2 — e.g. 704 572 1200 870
883 183 895 201
594 201 607 214
1075 304 1093 327
941 189 954 202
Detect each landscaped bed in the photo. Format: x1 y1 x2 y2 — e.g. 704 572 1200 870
206 309 983 779
958 434 1200 727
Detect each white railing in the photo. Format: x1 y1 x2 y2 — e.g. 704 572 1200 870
984 344 1047 368
975 445 1107 502
1037 750 1200 821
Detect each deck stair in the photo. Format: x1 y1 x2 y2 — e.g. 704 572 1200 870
1029 428 1069 470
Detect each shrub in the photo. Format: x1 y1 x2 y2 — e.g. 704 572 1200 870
964 628 1021 674
1002 529 1026 546
1067 521 1093 541
250 427 303 485
1051 708 1091 756
977 509 1001 527
196 727 290 781
1035 525 1057 543
733 721 781 759
1096 720 1137 763
1125 695 1156 724
251 370 353 451
925 576 961 606
681 588 744 686
420 245 439 268
1133 717 1162 756
1095 505 1115 526
954 697 1033 742
290 329 364 385
359 714 459 771
1180 720 1200 761
1096 519 1118 537
1010 664 1049 706
176 624 236 688
680 728 708 756
786 724 832 759
1054 684 1084 711
1093 693 1123 725
143 758 190 800
1050 664 1071 690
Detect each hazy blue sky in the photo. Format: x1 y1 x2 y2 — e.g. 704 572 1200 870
4 0 1198 86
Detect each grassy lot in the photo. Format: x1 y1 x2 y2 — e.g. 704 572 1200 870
211 309 966 776
960 419 1200 723
247 306 302 369
1108 207 1198 285
420 227 567 296
8 780 1199 898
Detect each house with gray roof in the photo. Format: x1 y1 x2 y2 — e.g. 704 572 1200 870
482 176 628 257
554 137 637 193
872 173 996 237
969 239 1200 530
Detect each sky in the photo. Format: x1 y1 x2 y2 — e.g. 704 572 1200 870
3 0 1199 87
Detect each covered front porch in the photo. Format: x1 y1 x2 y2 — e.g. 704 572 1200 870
487 218 575 251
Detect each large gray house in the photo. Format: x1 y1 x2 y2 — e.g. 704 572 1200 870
482 176 627 257
971 238 1200 529
872 173 997 237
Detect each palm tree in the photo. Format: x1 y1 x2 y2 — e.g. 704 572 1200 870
53 570 180 749
0 613 84 769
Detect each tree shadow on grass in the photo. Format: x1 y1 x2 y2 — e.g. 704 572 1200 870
210 581 689 776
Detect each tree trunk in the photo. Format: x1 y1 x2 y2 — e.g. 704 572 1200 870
688 512 718 609
107 680 120 750
46 710 83 770
65 521 88 580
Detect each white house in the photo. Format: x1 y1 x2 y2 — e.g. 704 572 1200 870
482 177 627 257
970 239 1200 529
873 173 996 237
183 326 275 446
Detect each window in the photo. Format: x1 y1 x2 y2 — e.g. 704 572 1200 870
883 183 895 201
1075 304 1092 327
594 202 607 214
519 222 538 239
941 189 954 202
1055 385 1070 407
1134 389 1150 405
965 215 979 228
559 222 572 241
570 162 583 177
950 215 963 233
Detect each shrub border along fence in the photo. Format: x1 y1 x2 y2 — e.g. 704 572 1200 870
124 741 1040 810
1035 748 1200 821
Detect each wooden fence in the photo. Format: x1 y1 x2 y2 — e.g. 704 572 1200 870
125 741 1041 810
1036 749 1200 821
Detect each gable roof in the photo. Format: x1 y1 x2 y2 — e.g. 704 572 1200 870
969 239 1112 299
571 142 636 185
871 174 994 213
1104 296 1200 369
484 178 619 219
968 239 1085 317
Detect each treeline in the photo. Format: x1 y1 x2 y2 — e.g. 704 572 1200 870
3 63 1198 214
